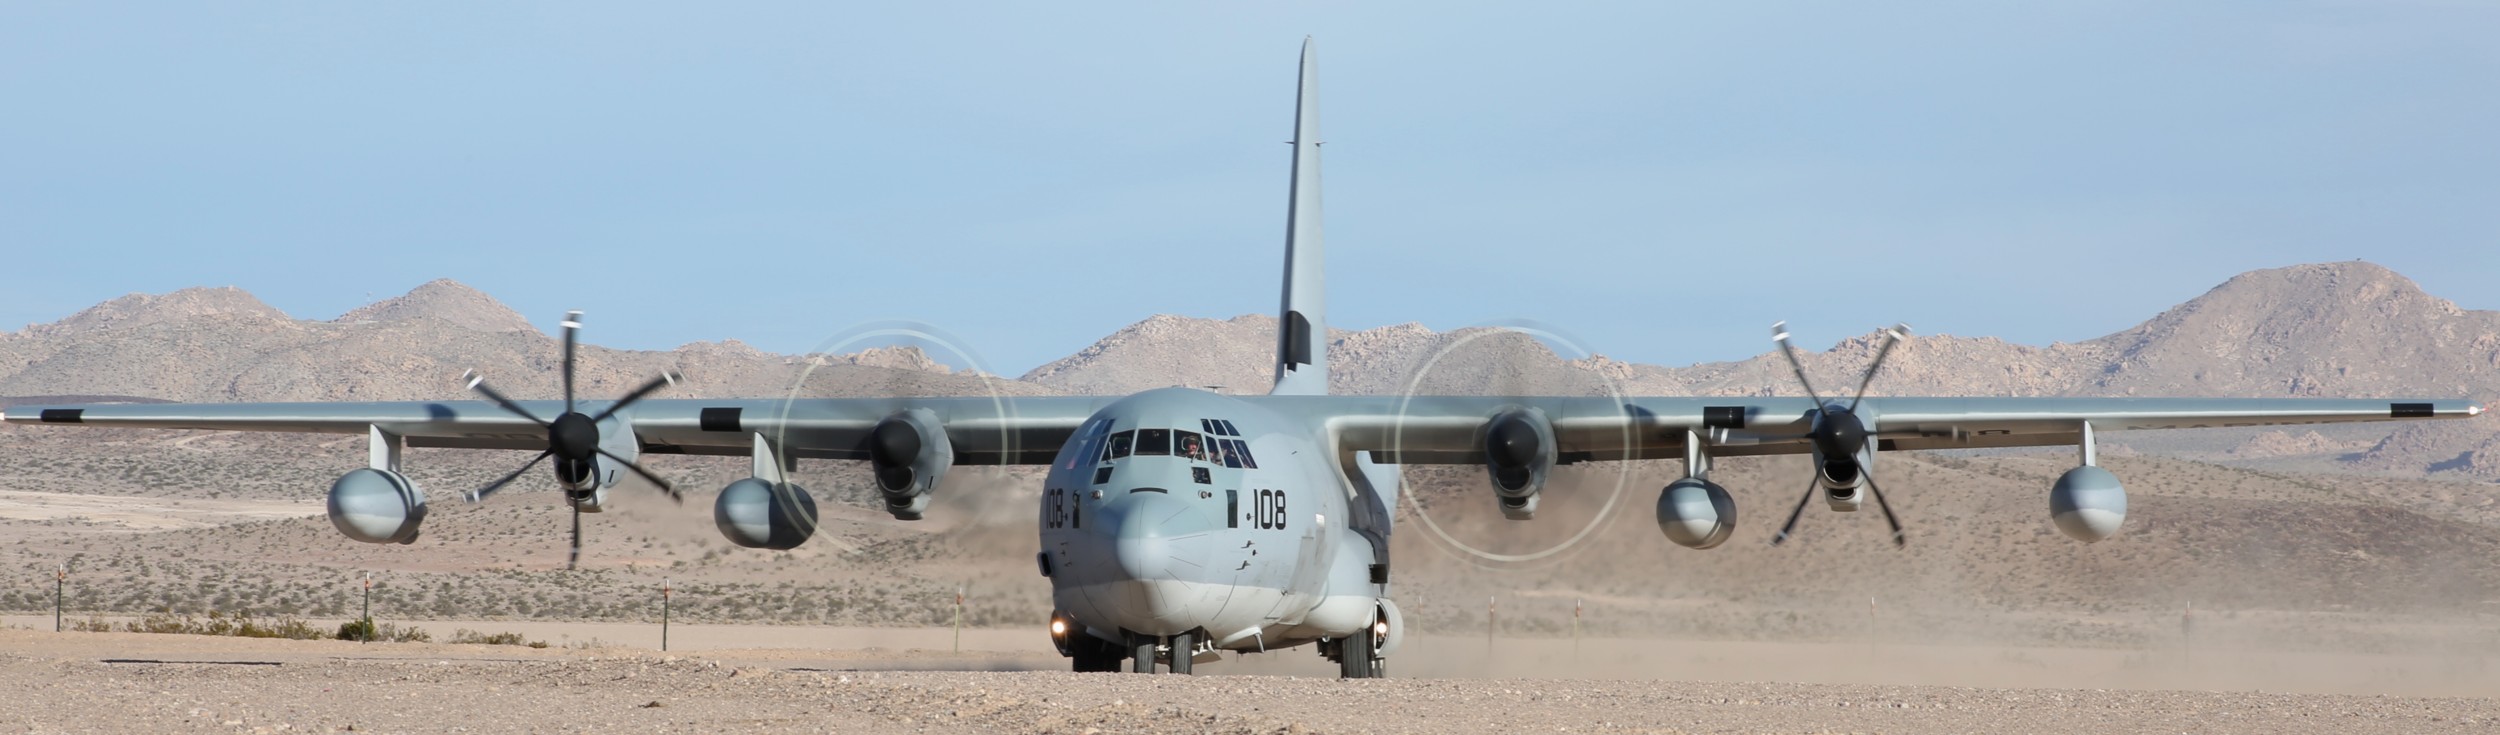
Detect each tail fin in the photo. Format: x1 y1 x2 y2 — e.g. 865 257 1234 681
1272 37 1329 396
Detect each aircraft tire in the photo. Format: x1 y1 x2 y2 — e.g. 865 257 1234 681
1128 635 1158 674
1339 628 1378 679
1168 631 1195 675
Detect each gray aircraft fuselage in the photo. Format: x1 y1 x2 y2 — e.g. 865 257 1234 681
1041 388 1378 655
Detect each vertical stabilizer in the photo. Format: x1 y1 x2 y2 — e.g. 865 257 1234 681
1272 38 1329 396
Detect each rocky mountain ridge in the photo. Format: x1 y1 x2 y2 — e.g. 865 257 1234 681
5 260 2496 473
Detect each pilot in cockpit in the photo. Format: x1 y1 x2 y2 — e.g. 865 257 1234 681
1179 433 1207 462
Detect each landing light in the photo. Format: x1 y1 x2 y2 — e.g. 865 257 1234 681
1050 619 1067 636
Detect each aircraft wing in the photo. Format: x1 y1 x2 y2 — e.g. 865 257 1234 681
11 395 2476 465
3 397 1109 464
1307 396 2483 463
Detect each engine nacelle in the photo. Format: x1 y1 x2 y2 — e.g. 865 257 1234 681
1482 408 1555 520
327 468 427 545
870 409 953 520
1655 478 1737 549
2049 466 2127 542
714 478 820 550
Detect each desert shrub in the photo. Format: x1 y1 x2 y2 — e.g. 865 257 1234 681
98 609 325 640
336 618 429 643
448 628 538 647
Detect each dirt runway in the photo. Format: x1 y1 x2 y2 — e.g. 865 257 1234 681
3 625 2496 734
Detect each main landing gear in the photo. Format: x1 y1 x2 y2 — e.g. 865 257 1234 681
1331 606 1391 679
1331 627 1384 678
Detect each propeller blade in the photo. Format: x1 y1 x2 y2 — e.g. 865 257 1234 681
1864 474 1908 549
1845 324 1911 413
1770 321 1827 406
465 450 552 503
587 371 683 425
560 310 582 414
463 371 551 428
598 448 682 503
1769 477 1819 547
567 503 583 571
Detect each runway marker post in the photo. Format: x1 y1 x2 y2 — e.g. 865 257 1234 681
1572 598 1582 660
360 572 372 643
953 585 965 653
661 578 671 652
54 563 65 633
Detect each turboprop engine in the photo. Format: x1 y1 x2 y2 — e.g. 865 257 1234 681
870 409 952 520
1654 478 1736 549
714 478 820 550
1482 408 1555 520
2049 466 2127 542
328 468 427 545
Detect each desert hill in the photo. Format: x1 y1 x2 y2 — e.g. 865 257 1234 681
333 279 535 334
7 259 2493 408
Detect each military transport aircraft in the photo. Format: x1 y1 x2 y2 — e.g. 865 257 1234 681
5 40 2480 678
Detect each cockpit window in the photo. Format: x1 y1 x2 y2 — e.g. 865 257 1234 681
1176 431 1207 461
1068 418 1114 469
1224 438 1258 469
1217 439 1244 469
1105 430 1134 460
1135 428 1171 456
1219 419 1241 436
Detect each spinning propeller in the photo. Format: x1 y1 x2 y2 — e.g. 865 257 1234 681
1765 321 1911 549
459 310 684 569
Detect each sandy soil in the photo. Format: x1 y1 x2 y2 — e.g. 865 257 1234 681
4 626 2496 734
0 490 316 530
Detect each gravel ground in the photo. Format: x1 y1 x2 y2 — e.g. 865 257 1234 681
3 630 2495 734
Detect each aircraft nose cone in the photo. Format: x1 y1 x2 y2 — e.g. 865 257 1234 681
1090 490 1220 634
1108 492 1197 582
1114 532 1173 581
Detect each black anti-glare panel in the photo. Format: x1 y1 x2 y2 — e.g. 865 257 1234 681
2391 403 2435 418
699 407 742 432
38 409 84 424
1703 406 1746 429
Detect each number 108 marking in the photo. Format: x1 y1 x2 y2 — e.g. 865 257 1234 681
1251 488 1289 530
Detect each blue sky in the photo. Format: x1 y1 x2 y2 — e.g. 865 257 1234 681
3 3 2494 375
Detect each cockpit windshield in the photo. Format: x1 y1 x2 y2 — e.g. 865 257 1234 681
1135 428 1172 456
1091 422 1255 468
